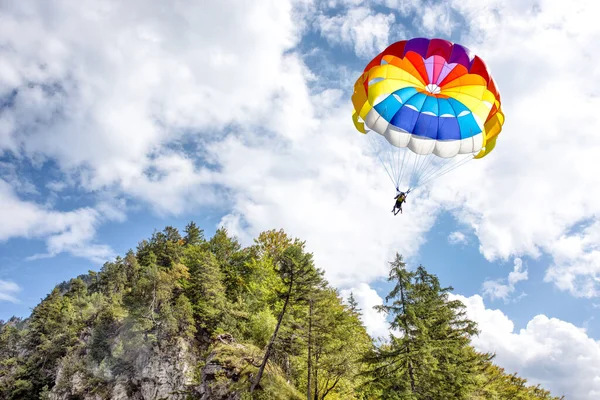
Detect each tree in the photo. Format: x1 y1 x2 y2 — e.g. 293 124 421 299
367 254 483 400
207 228 248 300
347 291 361 315
182 246 228 334
136 227 184 269
251 244 325 392
251 229 296 264
471 361 564 400
308 289 371 400
184 221 204 246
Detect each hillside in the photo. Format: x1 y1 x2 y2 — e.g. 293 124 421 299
0 224 562 399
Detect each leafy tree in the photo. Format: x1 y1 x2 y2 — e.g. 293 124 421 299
251 244 325 392
307 289 371 400
471 361 564 400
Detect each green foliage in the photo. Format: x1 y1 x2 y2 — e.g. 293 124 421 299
182 245 229 334
364 254 562 400
248 309 277 348
184 221 205 246
0 224 561 400
207 227 249 300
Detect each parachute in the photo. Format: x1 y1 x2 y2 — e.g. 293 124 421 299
352 37 504 192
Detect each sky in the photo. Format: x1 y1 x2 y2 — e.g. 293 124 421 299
1 0 600 398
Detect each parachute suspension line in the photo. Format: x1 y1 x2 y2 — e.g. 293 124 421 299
418 156 465 187
407 152 430 191
397 146 409 190
415 154 427 184
380 107 398 185
417 130 478 187
418 155 455 185
420 156 473 187
416 155 475 189
368 134 397 187
409 150 421 189
394 143 402 189
417 155 444 184
415 154 436 183
405 150 415 189
387 142 399 188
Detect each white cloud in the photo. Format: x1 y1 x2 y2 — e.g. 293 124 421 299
340 283 389 339
482 257 528 301
481 280 511 301
0 0 302 214
316 7 396 58
544 219 600 298
448 231 467 245
453 293 600 400
508 258 528 286
45 181 68 193
0 179 114 263
375 0 422 16
0 161 39 196
0 0 309 261
0 280 21 303
420 3 454 35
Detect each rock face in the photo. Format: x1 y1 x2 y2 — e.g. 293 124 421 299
46 334 259 400
49 338 197 400
193 334 245 400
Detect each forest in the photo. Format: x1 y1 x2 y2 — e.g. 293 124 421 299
0 223 562 399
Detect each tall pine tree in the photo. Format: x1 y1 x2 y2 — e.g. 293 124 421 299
367 254 485 400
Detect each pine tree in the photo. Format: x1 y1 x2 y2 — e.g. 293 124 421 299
347 291 361 315
367 254 483 400
182 246 228 334
208 228 249 300
184 221 204 246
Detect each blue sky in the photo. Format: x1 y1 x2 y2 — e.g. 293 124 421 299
1 0 600 398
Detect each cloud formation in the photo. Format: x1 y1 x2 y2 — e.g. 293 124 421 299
0 179 114 262
448 231 467 245
453 293 600 400
482 257 528 302
0 280 21 303
316 7 397 58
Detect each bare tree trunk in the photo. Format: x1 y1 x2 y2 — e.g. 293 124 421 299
313 351 319 400
321 376 340 399
307 299 313 400
251 276 294 392
399 283 415 392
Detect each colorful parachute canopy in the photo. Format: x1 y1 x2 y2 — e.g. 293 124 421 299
352 38 504 160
